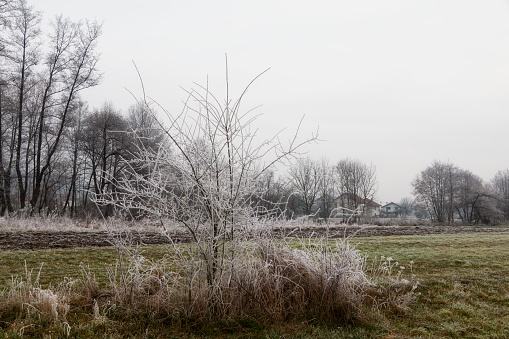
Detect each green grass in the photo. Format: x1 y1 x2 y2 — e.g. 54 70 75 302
1 232 508 338
0 245 170 289
354 233 509 338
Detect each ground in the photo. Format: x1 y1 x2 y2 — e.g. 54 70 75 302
1 225 507 250
1 226 508 337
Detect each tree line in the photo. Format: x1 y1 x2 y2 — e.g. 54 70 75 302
236 156 380 222
412 161 509 225
281 157 378 220
0 0 164 216
284 158 509 225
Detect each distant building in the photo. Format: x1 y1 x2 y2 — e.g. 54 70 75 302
380 202 402 217
333 193 381 219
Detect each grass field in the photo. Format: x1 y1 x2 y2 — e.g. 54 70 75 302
0 232 508 338
354 233 509 338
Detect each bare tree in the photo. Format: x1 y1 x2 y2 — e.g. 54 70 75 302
30 15 78 211
412 161 456 224
250 170 291 218
398 197 414 217
413 162 503 225
3 0 41 209
62 101 87 216
80 103 133 216
0 80 15 214
29 18 102 211
289 157 320 215
0 0 15 53
317 157 336 220
491 169 509 221
126 102 163 153
335 158 378 219
454 169 486 224
0 1 101 214
96 63 315 292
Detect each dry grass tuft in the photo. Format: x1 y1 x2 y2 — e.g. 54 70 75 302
100 234 418 326
0 263 73 336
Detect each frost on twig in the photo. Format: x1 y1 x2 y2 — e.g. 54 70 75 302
94 62 317 286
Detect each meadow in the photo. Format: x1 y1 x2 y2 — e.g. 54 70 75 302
0 231 508 338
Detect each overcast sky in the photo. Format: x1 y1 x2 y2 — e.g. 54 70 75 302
38 0 509 204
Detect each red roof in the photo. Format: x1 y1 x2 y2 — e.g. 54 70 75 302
339 193 380 207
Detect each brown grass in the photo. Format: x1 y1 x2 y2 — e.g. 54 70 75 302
86 235 417 329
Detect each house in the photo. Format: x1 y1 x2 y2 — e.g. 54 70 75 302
333 193 381 219
381 202 402 217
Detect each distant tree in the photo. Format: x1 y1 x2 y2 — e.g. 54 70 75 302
251 170 290 218
81 104 129 207
29 17 102 211
398 197 414 217
412 161 458 224
335 158 377 212
317 157 336 220
127 102 162 150
413 202 429 220
473 185 502 225
491 169 509 221
412 162 495 225
453 169 486 224
0 0 101 214
61 101 87 217
289 157 320 215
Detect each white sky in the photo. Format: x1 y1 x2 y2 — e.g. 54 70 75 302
37 0 509 204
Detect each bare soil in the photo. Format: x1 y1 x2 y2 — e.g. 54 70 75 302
1 225 508 251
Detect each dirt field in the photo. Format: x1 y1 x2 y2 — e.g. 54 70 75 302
1 225 508 251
